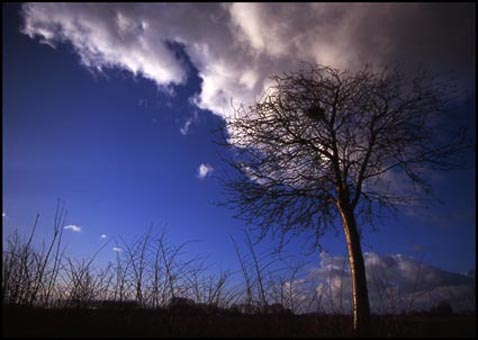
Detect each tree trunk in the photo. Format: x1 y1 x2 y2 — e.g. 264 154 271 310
338 200 371 337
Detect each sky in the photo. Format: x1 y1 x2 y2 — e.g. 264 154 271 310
2 3 476 311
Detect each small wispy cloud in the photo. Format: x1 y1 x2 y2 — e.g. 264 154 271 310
100 234 107 239
112 247 122 252
180 109 199 135
180 118 193 135
64 224 82 232
137 98 148 108
197 163 213 179
412 244 425 252
2 212 5 218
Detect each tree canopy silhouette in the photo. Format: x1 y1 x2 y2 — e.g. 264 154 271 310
218 64 471 336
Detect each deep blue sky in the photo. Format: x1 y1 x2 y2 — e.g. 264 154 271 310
2 3 476 276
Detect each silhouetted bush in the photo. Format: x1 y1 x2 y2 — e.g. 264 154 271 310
267 303 292 315
429 300 453 315
2 208 476 338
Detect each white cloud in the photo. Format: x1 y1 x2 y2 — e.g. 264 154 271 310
197 163 213 179
228 3 285 57
22 4 187 88
100 234 107 239
303 252 476 314
64 224 82 232
112 247 122 252
21 3 474 122
2 212 5 218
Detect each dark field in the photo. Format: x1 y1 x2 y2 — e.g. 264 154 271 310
3 305 475 338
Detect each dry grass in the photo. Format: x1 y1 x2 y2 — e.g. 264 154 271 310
2 205 475 337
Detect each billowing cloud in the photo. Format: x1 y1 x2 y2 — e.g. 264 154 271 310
22 4 186 86
291 252 476 314
64 224 82 232
197 163 213 180
21 3 475 120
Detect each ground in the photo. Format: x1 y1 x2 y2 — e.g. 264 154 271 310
3 305 475 338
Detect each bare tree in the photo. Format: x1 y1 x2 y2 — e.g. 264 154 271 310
218 64 471 336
